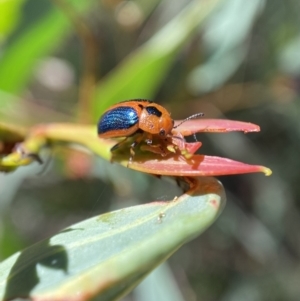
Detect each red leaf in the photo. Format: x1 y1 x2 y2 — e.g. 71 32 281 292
184 142 202 154
174 119 260 136
102 119 271 177
128 154 272 177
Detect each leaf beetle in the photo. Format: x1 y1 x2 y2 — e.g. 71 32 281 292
97 99 203 162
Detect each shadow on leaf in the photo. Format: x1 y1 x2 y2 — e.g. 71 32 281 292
4 239 68 300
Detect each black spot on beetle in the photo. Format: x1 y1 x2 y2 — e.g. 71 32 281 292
146 106 162 117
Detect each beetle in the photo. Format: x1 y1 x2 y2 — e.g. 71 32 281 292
97 99 203 162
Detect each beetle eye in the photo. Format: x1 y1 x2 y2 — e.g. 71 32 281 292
159 129 166 136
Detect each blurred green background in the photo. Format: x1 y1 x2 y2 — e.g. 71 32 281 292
0 0 300 300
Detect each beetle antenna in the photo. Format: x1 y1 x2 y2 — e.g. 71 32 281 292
173 113 204 129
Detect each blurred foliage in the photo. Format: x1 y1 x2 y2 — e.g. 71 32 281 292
0 0 300 300
0 0 25 40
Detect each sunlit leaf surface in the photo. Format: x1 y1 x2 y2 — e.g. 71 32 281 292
0 177 224 301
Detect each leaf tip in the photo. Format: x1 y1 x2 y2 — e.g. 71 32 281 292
261 166 272 176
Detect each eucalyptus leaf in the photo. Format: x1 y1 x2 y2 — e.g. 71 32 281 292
0 177 225 301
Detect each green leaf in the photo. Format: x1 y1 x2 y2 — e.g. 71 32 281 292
92 0 224 120
0 0 25 40
0 0 93 96
0 121 25 142
0 177 225 301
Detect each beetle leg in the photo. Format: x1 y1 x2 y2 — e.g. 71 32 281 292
145 139 152 145
129 146 136 165
110 137 129 152
128 134 145 165
144 132 153 145
140 144 167 156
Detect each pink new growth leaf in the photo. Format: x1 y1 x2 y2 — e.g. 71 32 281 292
124 119 271 177
174 119 260 136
